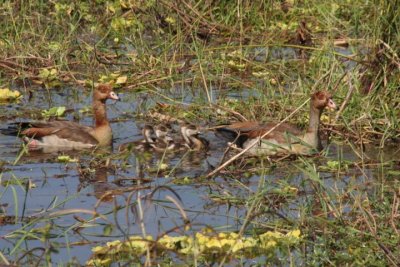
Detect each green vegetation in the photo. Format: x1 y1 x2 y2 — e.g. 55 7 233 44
0 0 399 266
88 229 301 265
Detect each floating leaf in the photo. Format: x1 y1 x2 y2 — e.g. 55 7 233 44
0 88 22 101
38 68 50 79
38 68 58 79
158 163 169 171
319 160 351 172
227 60 246 70
48 41 61 52
57 155 78 163
111 17 136 31
103 224 114 236
42 106 66 118
79 106 91 113
99 73 128 85
120 0 137 9
165 16 176 25
115 75 127 84
37 68 60 88
320 114 331 123
327 160 340 169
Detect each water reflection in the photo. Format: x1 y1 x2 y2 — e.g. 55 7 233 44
77 165 119 202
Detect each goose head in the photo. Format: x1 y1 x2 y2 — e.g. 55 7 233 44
142 125 156 144
94 84 120 102
180 124 209 150
154 125 171 140
311 91 337 111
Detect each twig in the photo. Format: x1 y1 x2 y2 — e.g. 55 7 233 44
390 191 399 235
379 39 400 68
197 52 212 105
125 76 176 89
165 195 190 225
93 44 132 66
148 111 185 124
360 200 400 266
0 62 20 73
0 59 32 71
334 73 355 122
211 103 248 122
217 134 242 166
332 70 350 94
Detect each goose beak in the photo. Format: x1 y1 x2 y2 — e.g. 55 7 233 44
327 98 337 111
109 91 120 101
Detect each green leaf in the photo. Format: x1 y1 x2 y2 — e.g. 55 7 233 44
57 155 78 163
116 75 127 84
41 106 66 117
0 88 22 101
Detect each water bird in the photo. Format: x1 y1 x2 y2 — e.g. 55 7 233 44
180 123 209 151
149 125 176 152
216 91 337 156
118 125 157 152
119 124 175 152
2 84 120 150
119 124 209 153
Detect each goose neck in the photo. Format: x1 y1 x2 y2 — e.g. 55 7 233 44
93 100 108 128
308 105 322 132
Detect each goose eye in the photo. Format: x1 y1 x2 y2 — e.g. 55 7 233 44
108 91 120 100
327 98 337 110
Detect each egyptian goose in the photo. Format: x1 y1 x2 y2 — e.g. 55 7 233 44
10 84 119 150
216 91 337 156
180 124 209 151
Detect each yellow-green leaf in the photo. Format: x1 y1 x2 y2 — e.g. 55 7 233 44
57 155 78 163
116 75 127 84
42 106 66 117
0 88 22 101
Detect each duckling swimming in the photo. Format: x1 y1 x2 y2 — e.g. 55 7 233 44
180 124 209 151
119 125 157 152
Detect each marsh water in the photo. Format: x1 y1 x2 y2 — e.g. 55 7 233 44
0 85 398 264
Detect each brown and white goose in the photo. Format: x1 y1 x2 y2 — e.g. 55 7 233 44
11 84 119 150
216 91 337 156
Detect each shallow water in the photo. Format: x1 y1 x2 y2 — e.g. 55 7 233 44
0 86 397 264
